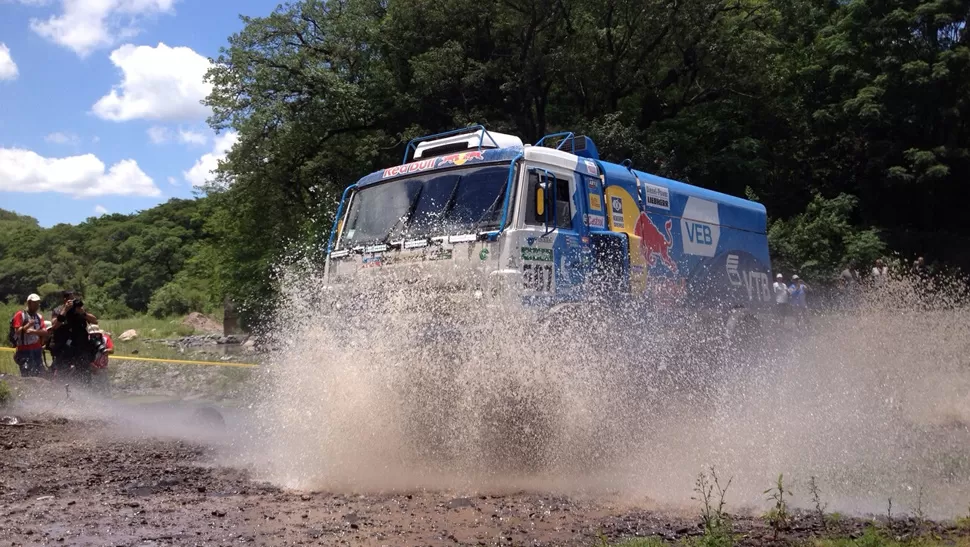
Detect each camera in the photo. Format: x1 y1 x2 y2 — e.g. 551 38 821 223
70 299 84 310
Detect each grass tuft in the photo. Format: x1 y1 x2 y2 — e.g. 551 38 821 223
611 538 666 547
0 379 11 406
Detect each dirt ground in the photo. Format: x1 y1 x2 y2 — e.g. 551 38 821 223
0 412 962 547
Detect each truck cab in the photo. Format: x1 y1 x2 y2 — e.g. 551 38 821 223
324 126 772 325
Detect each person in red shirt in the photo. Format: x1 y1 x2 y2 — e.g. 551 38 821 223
12 294 47 377
89 325 114 394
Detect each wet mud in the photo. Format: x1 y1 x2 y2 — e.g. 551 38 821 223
1 416 966 547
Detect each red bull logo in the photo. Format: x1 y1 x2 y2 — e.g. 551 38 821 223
634 212 678 274
382 151 485 178
436 150 484 167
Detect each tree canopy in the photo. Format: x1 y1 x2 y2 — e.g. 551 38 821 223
202 0 969 306
4 0 968 324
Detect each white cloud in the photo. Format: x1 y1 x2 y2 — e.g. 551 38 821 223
0 147 160 198
183 130 237 187
44 131 80 145
147 125 171 144
93 42 212 122
177 128 207 146
28 0 176 58
167 176 177 185
94 204 108 215
0 43 18 81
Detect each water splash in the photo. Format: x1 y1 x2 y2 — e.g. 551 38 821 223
236 262 970 519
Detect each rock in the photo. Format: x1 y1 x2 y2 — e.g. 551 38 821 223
181 313 223 335
447 498 474 509
212 510 226 517
119 329 138 342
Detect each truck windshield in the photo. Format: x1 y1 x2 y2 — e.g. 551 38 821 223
338 164 511 248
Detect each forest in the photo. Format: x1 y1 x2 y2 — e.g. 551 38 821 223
2 0 968 325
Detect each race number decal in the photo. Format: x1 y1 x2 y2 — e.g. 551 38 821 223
522 263 553 293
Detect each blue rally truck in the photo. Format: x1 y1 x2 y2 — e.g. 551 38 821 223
323 126 773 336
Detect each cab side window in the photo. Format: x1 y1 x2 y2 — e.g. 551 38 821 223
525 172 573 229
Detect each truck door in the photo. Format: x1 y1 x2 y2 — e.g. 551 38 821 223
520 168 582 295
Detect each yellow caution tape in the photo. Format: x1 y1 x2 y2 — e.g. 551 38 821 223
0 346 257 368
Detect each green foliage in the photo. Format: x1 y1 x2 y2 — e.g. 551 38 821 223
690 466 735 547
609 538 666 547
0 379 11 406
762 474 793 537
147 282 209 319
0 199 219 319
812 525 960 547
769 193 888 280
7 0 970 323
98 316 198 340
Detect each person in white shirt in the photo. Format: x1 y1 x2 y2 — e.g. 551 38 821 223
773 273 790 324
871 258 888 286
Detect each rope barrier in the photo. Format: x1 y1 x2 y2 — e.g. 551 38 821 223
0 346 257 368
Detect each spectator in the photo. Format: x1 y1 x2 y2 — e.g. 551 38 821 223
789 275 809 325
49 290 99 384
88 325 114 394
12 294 47 377
840 262 859 288
913 256 929 279
871 258 888 286
773 273 790 324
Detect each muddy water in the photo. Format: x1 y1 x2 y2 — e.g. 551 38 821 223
224 266 970 520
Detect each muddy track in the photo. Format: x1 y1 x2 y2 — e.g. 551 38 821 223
0 416 962 547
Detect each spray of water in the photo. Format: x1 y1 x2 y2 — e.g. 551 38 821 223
231 262 970 518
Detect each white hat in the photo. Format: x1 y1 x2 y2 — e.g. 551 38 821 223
26 293 41 303
792 275 800 280
87 324 103 334
776 273 783 279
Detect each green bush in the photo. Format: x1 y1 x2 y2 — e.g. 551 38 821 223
147 282 208 318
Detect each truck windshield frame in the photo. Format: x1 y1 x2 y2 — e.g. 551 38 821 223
337 163 515 249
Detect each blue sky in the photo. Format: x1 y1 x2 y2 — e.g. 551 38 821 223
0 0 276 227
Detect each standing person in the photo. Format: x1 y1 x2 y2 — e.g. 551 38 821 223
49 291 98 384
11 294 47 377
88 325 113 394
912 256 929 281
773 273 790 325
871 258 888 287
789 275 809 326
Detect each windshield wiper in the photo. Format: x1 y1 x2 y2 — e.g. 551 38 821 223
474 182 508 231
382 185 423 246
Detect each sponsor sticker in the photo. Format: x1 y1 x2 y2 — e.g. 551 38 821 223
428 248 453 261
726 254 742 286
681 196 720 257
610 196 625 229
588 193 602 212
584 159 597 175
587 178 598 190
584 214 606 228
644 183 670 210
479 248 489 261
521 247 553 262
448 233 477 243
382 151 485 178
362 256 382 268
